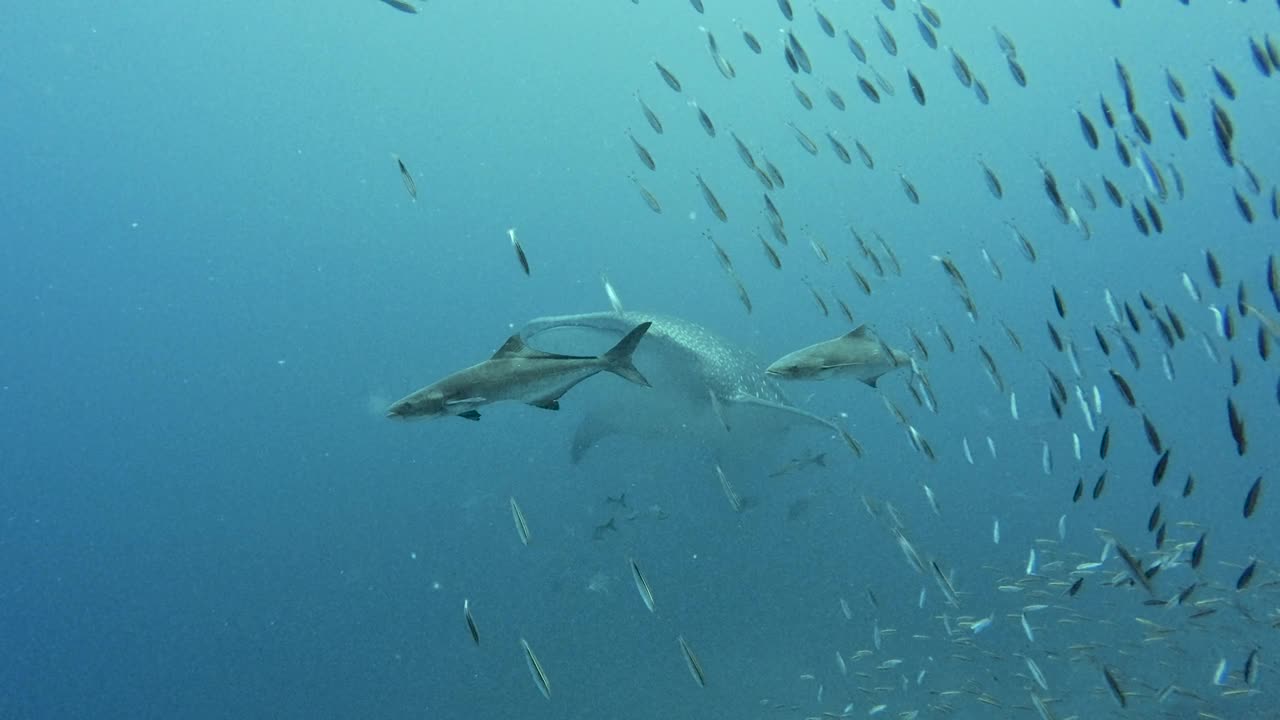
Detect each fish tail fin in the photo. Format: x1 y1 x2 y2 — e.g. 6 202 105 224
601 321 652 387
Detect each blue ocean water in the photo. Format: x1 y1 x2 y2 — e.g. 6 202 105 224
2 1 1278 718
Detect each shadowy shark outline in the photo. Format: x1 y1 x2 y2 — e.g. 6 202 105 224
519 311 849 463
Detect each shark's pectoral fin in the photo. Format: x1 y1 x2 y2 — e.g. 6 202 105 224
570 412 620 464
726 393 842 434
861 375 880 388
448 397 486 419
530 398 562 411
726 395 864 459
708 389 731 432
447 396 487 407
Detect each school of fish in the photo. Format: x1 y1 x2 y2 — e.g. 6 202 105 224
378 1 1280 718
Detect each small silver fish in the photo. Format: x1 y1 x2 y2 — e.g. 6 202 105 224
629 557 656 612
715 463 742 512
601 274 624 314
520 637 552 699
510 496 531 545
695 172 728 222
1025 657 1048 690
635 93 663 134
654 60 682 92
630 175 662 214
677 635 707 687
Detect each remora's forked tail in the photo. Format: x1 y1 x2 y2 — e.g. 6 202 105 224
602 321 653 387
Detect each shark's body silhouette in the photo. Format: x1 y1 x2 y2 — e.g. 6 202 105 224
519 311 841 463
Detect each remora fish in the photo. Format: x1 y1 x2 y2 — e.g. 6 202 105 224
386 322 652 420
518 311 847 463
766 326 910 386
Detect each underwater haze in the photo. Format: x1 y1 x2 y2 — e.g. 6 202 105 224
3 0 1280 718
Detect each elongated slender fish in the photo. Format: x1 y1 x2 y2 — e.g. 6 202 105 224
507 228 530 276
510 496 531 545
392 153 417 199
971 612 994 634
386 323 652 420
1244 476 1263 518
463 598 480 645
1114 541 1154 594
677 635 707 687
931 560 961 606
378 0 418 14
695 172 728 222
1025 657 1048 690
601 275 624 314
520 637 551 699
1102 666 1126 708
629 557 656 612
654 60 682 92
715 463 742 512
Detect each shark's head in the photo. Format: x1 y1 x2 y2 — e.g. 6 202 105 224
385 388 447 420
765 351 825 379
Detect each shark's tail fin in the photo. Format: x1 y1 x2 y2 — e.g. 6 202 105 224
601 321 652 387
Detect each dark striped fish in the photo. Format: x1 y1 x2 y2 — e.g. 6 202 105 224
507 228 530 276
378 0 418 13
463 598 480 645
1244 476 1263 519
393 154 417 200
1238 559 1258 590
1102 666 1127 708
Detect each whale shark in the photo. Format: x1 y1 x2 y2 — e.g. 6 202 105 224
518 311 847 463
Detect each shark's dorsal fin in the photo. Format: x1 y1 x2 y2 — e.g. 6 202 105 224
843 325 870 341
492 334 591 361
491 334 529 358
